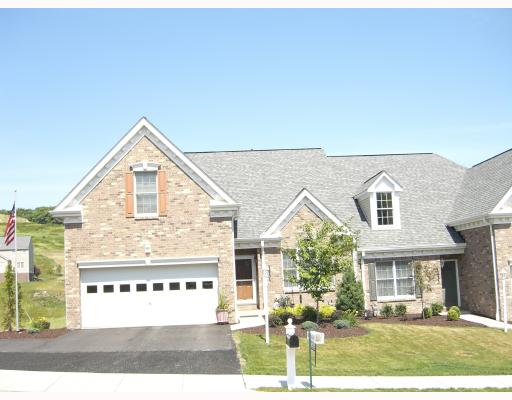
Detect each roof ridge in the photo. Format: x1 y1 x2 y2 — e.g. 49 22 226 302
472 147 512 168
186 147 323 154
328 152 434 158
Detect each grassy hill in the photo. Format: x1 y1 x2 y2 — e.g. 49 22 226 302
0 219 65 330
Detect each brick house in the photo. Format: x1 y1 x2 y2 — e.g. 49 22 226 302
52 118 512 329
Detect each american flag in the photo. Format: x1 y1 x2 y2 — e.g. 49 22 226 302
3 204 15 246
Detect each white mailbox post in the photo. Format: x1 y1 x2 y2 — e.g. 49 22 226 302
285 318 298 389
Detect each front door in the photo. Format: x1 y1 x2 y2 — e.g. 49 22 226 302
442 260 459 308
235 257 255 303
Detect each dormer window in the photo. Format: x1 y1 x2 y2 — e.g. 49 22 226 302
376 192 393 226
354 171 403 231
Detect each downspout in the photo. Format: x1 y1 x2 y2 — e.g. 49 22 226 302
360 251 368 309
261 239 270 345
487 218 501 321
231 217 239 324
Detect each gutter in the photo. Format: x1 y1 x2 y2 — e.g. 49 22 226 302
485 217 501 321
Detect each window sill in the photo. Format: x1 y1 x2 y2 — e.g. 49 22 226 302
377 296 416 302
134 215 159 220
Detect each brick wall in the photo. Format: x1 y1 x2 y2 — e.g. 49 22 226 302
363 256 444 314
459 226 497 319
64 136 234 328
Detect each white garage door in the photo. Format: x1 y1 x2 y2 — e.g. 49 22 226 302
80 263 218 329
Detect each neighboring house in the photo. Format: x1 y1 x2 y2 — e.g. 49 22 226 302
52 118 512 329
0 236 35 282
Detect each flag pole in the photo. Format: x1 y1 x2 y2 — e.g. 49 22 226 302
14 190 19 332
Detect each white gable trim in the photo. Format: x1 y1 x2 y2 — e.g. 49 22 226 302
355 171 403 199
53 117 237 218
491 185 512 214
261 188 342 238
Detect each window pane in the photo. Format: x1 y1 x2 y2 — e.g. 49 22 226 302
235 259 253 280
377 279 394 297
397 278 415 296
136 283 147 292
395 261 413 279
136 193 157 214
376 262 393 279
153 282 164 291
103 285 114 293
135 172 156 193
120 284 130 292
87 285 97 294
283 252 298 287
186 282 197 290
202 281 213 289
169 282 180 290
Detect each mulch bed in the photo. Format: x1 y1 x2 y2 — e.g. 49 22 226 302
0 328 68 339
360 314 482 327
239 323 368 338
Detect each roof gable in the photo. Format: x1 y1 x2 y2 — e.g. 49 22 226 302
261 188 342 238
53 118 237 216
355 170 403 198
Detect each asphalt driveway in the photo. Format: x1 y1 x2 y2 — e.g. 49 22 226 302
0 325 240 374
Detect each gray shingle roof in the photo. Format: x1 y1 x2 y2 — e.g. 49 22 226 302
187 149 467 249
0 236 32 251
449 148 512 223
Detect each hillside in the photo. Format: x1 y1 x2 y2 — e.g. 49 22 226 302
0 220 65 329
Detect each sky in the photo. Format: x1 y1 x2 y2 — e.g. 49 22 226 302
0 9 511 209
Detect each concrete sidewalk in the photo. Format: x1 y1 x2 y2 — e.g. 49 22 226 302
1 369 512 392
244 374 512 390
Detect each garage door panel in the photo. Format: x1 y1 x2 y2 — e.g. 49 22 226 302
80 263 218 329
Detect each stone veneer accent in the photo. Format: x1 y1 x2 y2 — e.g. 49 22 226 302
64 136 234 329
458 226 497 319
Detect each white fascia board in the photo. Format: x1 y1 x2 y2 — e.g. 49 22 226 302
448 213 512 231
361 243 466 259
54 117 236 213
260 188 342 238
77 256 219 269
368 171 403 192
235 237 281 249
491 185 512 213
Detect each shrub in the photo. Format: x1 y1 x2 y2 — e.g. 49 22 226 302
319 305 336 320
341 309 358 326
333 319 351 329
380 304 394 318
301 321 319 331
269 312 284 327
447 306 461 321
423 307 433 319
301 305 318 322
394 304 407 319
273 306 294 324
292 304 305 318
431 303 443 316
31 317 50 330
274 295 293 308
331 310 344 321
336 268 365 313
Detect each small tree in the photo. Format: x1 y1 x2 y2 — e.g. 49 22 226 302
2 261 22 331
336 267 365 313
285 221 357 323
411 260 439 319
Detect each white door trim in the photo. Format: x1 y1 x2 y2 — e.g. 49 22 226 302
442 259 461 307
235 255 257 305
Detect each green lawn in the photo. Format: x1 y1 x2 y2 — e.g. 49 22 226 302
234 324 512 376
0 221 65 330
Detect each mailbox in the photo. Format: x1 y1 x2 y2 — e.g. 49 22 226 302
286 334 300 349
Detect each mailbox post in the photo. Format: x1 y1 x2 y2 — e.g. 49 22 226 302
285 318 299 389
